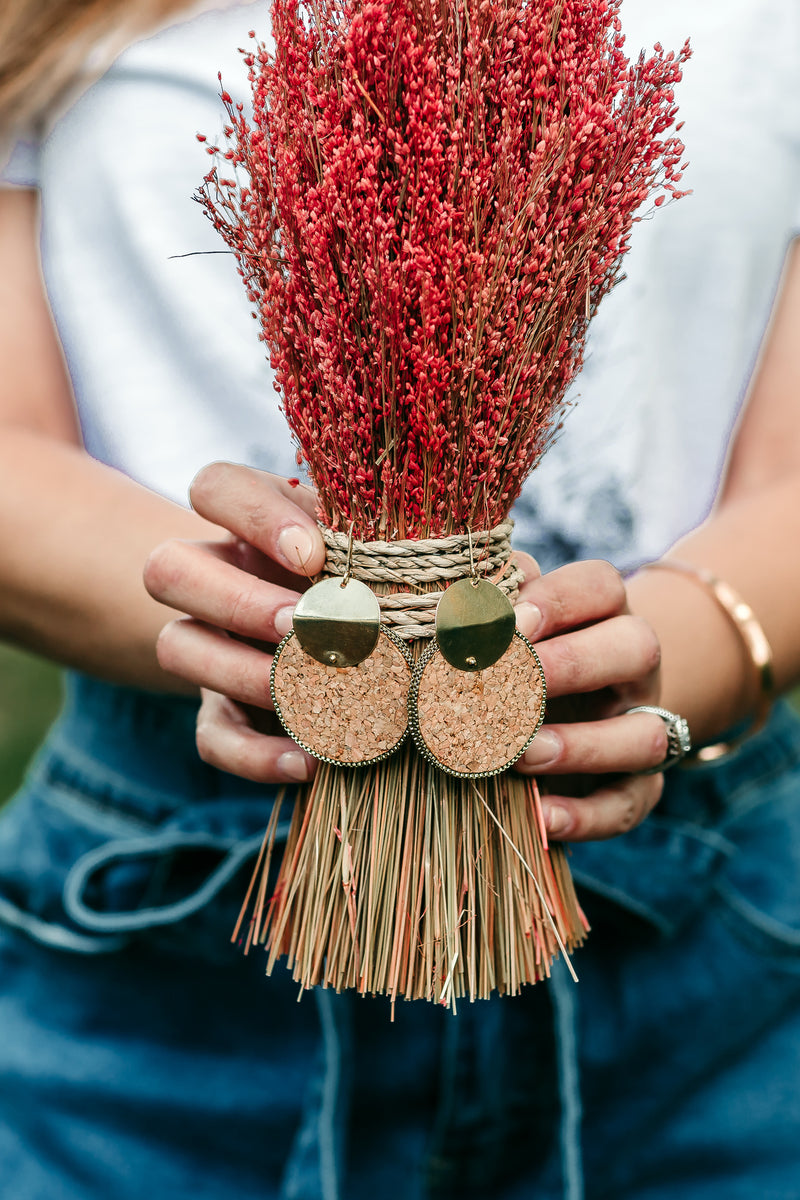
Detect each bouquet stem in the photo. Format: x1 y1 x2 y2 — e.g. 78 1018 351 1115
208 0 690 1004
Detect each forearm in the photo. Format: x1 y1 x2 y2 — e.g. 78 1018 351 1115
628 474 800 747
0 429 221 690
628 239 800 748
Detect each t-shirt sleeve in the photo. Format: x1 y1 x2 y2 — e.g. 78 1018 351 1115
0 138 40 188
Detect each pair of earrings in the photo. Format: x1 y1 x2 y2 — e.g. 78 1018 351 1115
270 543 546 779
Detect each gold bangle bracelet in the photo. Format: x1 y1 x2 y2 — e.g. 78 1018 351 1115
639 559 774 763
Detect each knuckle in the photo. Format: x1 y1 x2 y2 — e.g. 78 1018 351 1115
143 539 186 597
154 619 183 673
198 688 226 719
194 718 219 765
545 592 567 629
646 772 665 812
196 718 271 782
617 774 662 835
225 578 260 633
189 461 231 510
617 788 640 834
241 495 284 547
549 637 584 690
536 566 570 625
571 734 604 773
648 718 669 765
195 724 241 774
628 615 662 674
156 618 213 683
195 693 237 768
595 559 626 609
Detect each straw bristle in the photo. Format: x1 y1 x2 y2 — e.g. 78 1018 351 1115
240 745 588 1008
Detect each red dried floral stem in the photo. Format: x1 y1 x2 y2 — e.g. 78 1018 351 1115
199 0 689 542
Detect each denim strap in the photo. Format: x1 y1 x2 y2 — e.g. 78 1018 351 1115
63 829 268 933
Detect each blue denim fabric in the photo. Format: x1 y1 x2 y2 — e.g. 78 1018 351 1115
1 672 800 1198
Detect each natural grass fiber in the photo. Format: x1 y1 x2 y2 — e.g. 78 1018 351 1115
237 745 588 1009
237 567 588 1009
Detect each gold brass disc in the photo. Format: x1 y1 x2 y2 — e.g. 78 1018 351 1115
409 631 546 778
293 576 381 668
435 577 516 671
271 628 413 766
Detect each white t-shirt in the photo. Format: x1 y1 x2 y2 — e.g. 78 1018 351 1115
3 0 800 570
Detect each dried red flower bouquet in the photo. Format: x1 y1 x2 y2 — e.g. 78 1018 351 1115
200 0 689 1005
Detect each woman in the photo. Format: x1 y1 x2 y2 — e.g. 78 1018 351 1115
1 0 800 1196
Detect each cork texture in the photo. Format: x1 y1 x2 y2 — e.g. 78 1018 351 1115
272 631 411 764
415 634 545 774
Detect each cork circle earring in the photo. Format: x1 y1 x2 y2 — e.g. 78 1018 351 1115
408 552 547 778
270 537 413 767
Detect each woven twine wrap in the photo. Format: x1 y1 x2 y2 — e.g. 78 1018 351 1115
321 520 524 640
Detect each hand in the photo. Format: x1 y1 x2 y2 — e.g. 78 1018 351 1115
146 470 666 830
513 559 666 842
143 462 325 784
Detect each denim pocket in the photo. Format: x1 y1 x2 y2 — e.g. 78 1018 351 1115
570 702 800 949
60 799 291 963
0 681 286 961
712 761 800 962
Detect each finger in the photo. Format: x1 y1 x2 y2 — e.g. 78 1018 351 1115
539 772 665 842
210 536 314 592
535 614 660 698
516 560 628 641
156 618 274 707
189 462 325 574
145 539 301 641
516 711 668 775
510 551 543 638
196 690 316 783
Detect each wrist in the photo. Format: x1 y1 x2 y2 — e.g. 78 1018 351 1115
626 564 759 748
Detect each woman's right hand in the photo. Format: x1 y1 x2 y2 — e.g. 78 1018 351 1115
144 461 326 784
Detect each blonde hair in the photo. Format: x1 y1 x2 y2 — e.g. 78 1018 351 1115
0 0 199 133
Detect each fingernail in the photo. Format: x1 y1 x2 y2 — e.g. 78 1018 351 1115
277 525 318 571
278 750 314 781
523 728 562 768
543 805 572 836
515 602 543 639
274 605 295 639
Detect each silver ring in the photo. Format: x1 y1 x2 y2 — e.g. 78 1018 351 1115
626 705 692 773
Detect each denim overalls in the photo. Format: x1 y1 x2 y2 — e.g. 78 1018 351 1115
1 672 800 1199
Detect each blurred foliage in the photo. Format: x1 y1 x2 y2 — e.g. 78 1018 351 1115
0 644 63 807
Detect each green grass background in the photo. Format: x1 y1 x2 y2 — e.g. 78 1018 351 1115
1 642 799 808
0 644 63 806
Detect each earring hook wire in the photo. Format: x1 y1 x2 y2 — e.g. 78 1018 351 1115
467 528 479 586
341 522 355 588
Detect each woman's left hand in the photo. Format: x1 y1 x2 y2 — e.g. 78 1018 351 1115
513 559 667 842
